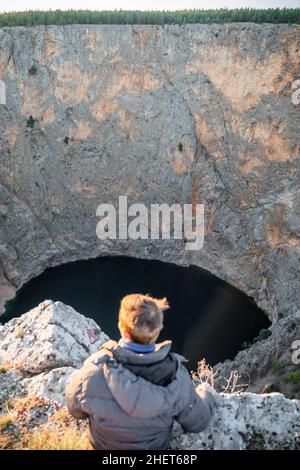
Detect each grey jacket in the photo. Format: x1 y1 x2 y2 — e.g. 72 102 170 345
65 340 215 450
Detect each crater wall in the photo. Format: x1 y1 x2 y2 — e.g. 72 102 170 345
0 24 299 319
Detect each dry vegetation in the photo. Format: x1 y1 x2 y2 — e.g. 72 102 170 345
192 358 300 399
26 427 92 450
0 394 92 450
192 359 249 393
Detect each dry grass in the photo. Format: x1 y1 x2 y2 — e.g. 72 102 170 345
7 395 46 413
26 427 92 450
192 358 248 393
0 394 92 450
0 413 13 432
0 433 20 449
0 410 21 450
49 407 71 425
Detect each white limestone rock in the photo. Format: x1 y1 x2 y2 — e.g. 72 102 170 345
0 299 109 373
22 366 77 404
171 392 300 450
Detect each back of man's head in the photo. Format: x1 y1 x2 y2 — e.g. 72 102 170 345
118 293 169 344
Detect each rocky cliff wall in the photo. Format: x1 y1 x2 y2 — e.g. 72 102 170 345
0 24 299 320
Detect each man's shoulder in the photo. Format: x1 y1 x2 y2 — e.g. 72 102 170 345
156 341 188 364
100 339 119 351
83 340 118 368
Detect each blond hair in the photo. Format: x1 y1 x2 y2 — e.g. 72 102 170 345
118 293 169 344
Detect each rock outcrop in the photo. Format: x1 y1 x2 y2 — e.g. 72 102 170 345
0 299 109 373
215 311 300 388
0 23 299 325
171 393 300 450
0 300 299 449
22 366 77 404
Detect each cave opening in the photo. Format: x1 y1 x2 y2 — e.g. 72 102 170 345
2 256 270 371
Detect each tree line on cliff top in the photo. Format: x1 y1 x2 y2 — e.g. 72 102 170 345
0 8 299 27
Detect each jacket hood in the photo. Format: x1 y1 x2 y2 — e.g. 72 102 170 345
101 341 187 418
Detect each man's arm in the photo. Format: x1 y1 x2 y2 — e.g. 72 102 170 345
65 369 89 419
65 347 112 419
175 369 216 433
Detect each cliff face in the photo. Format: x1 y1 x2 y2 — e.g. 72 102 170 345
0 300 299 450
0 24 299 320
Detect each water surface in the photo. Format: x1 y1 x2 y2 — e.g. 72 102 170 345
3 256 270 371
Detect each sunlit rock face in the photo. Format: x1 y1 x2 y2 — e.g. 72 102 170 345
0 301 299 450
0 24 299 321
0 300 109 373
170 393 300 450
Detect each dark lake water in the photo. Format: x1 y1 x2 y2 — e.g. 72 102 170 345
3 256 270 371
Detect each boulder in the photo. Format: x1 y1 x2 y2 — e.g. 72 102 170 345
22 366 77 404
0 300 109 373
171 392 300 450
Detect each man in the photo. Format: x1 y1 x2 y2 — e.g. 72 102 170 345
66 293 216 450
